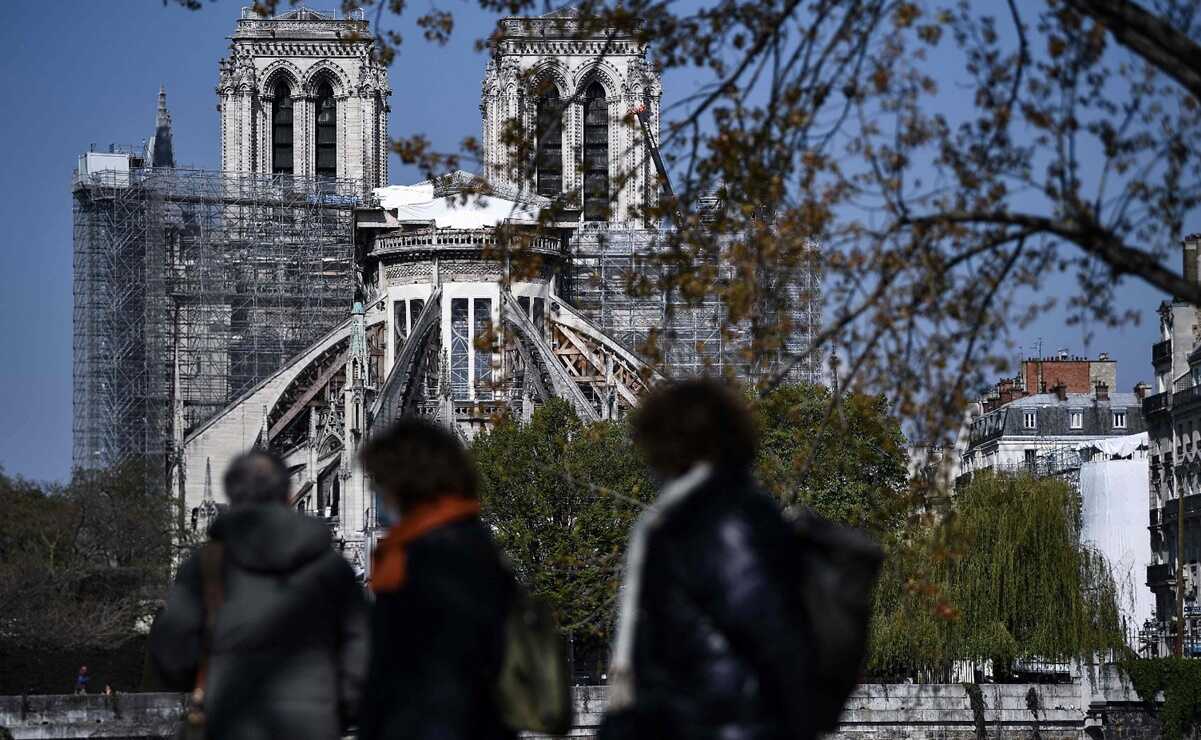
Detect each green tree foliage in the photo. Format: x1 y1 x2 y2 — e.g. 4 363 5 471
472 384 911 669
0 461 173 653
471 399 655 669
1123 656 1201 740
754 382 909 534
870 473 1126 679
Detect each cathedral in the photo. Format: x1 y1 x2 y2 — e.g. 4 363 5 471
72 6 821 575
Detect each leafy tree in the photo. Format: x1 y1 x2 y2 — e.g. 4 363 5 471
472 384 910 672
471 399 655 675
754 382 909 534
870 472 1126 679
0 460 174 654
173 0 1201 644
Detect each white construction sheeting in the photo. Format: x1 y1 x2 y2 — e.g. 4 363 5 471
1076 432 1149 458
374 183 541 228
1078 455 1154 648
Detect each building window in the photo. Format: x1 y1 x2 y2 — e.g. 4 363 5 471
532 297 545 334
582 82 609 221
536 89 563 197
1114 411 1127 429
393 300 407 349
271 81 293 175
315 81 337 179
474 298 494 400
1070 410 1083 430
450 298 469 400
1023 410 1037 430
1024 449 1036 470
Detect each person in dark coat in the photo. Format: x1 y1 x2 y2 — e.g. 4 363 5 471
149 450 368 740
601 379 818 740
358 417 516 740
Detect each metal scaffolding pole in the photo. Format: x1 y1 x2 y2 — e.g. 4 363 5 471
72 164 359 484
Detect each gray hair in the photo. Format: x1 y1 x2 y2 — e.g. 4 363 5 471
223 450 290 506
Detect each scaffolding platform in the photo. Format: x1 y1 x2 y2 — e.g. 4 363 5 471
72 164 360 478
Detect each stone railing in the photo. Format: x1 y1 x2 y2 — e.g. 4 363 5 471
0 666 1162 740
372 228 562 258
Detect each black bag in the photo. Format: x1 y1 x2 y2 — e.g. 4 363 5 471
176 543 224 740
495 577 573 734
791 510 883 730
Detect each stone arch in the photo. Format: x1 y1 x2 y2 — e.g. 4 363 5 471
258 60 304 99
318 432 343 459
528 60 570 99
573 61 622 100
302 61 351 98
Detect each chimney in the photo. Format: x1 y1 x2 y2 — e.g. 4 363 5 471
1053 381 1068 402
1134 382 1151 400
1184 234 1201 287
1095 381 1110 401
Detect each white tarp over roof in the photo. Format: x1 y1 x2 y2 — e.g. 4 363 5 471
374 183 542 228
1076 432 1149 458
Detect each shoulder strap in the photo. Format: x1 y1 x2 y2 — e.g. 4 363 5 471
193 542 225 697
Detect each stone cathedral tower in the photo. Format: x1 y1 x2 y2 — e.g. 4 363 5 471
218 7 391 190
481 8 663 222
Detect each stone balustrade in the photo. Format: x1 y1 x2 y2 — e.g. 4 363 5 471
0 666 1164 740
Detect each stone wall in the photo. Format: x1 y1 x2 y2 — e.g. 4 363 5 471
0 671 1164 740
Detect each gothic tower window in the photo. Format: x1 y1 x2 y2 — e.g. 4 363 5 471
582 82 610 221
536 89 563 197
271 81 294 175
315 81 337 179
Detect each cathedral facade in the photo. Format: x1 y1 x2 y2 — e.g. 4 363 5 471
218 7 391 190
72 6 821 575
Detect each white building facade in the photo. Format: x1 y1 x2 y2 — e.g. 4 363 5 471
218 7 391 191
481 9 662 222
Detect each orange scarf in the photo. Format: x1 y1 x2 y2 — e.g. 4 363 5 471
370 496 481 593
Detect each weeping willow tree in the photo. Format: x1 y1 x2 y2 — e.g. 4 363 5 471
869 473 1126 679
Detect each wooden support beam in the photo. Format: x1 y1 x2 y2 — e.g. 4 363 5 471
268 350 349 441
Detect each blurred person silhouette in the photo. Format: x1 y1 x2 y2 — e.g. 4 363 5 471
74 665 89 695
149 449 368 740
600 379 822 740
358 417 519 740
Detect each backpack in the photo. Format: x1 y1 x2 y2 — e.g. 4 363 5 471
791 509 884 731
495 577 573 734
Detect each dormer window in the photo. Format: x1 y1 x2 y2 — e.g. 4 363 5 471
1070 410 1083 430
1023 411 1037 430
1113 411 1127 429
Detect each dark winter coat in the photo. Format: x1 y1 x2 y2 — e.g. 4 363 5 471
149 505 368 740
618 469 818 740
359 517 517 740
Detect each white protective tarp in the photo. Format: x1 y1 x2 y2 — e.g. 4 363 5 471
1076 431 1149 458
1078 457 1154 648
374 183 541 228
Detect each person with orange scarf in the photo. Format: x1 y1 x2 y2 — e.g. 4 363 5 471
357 417 517 740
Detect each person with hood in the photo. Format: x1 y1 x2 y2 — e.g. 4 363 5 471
149 450 368 739
357 417 516 740
600 379 819 740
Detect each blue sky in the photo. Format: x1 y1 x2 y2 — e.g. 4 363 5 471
0 1 1170 482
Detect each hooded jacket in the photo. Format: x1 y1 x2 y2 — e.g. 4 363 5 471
604 467 818 740
150 506 369 740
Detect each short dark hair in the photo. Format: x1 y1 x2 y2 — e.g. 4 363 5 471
359 417 477 511
631 378 757 476
223 450 291 506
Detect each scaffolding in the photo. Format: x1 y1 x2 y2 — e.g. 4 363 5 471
567 224 823 385
72 162 359 478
